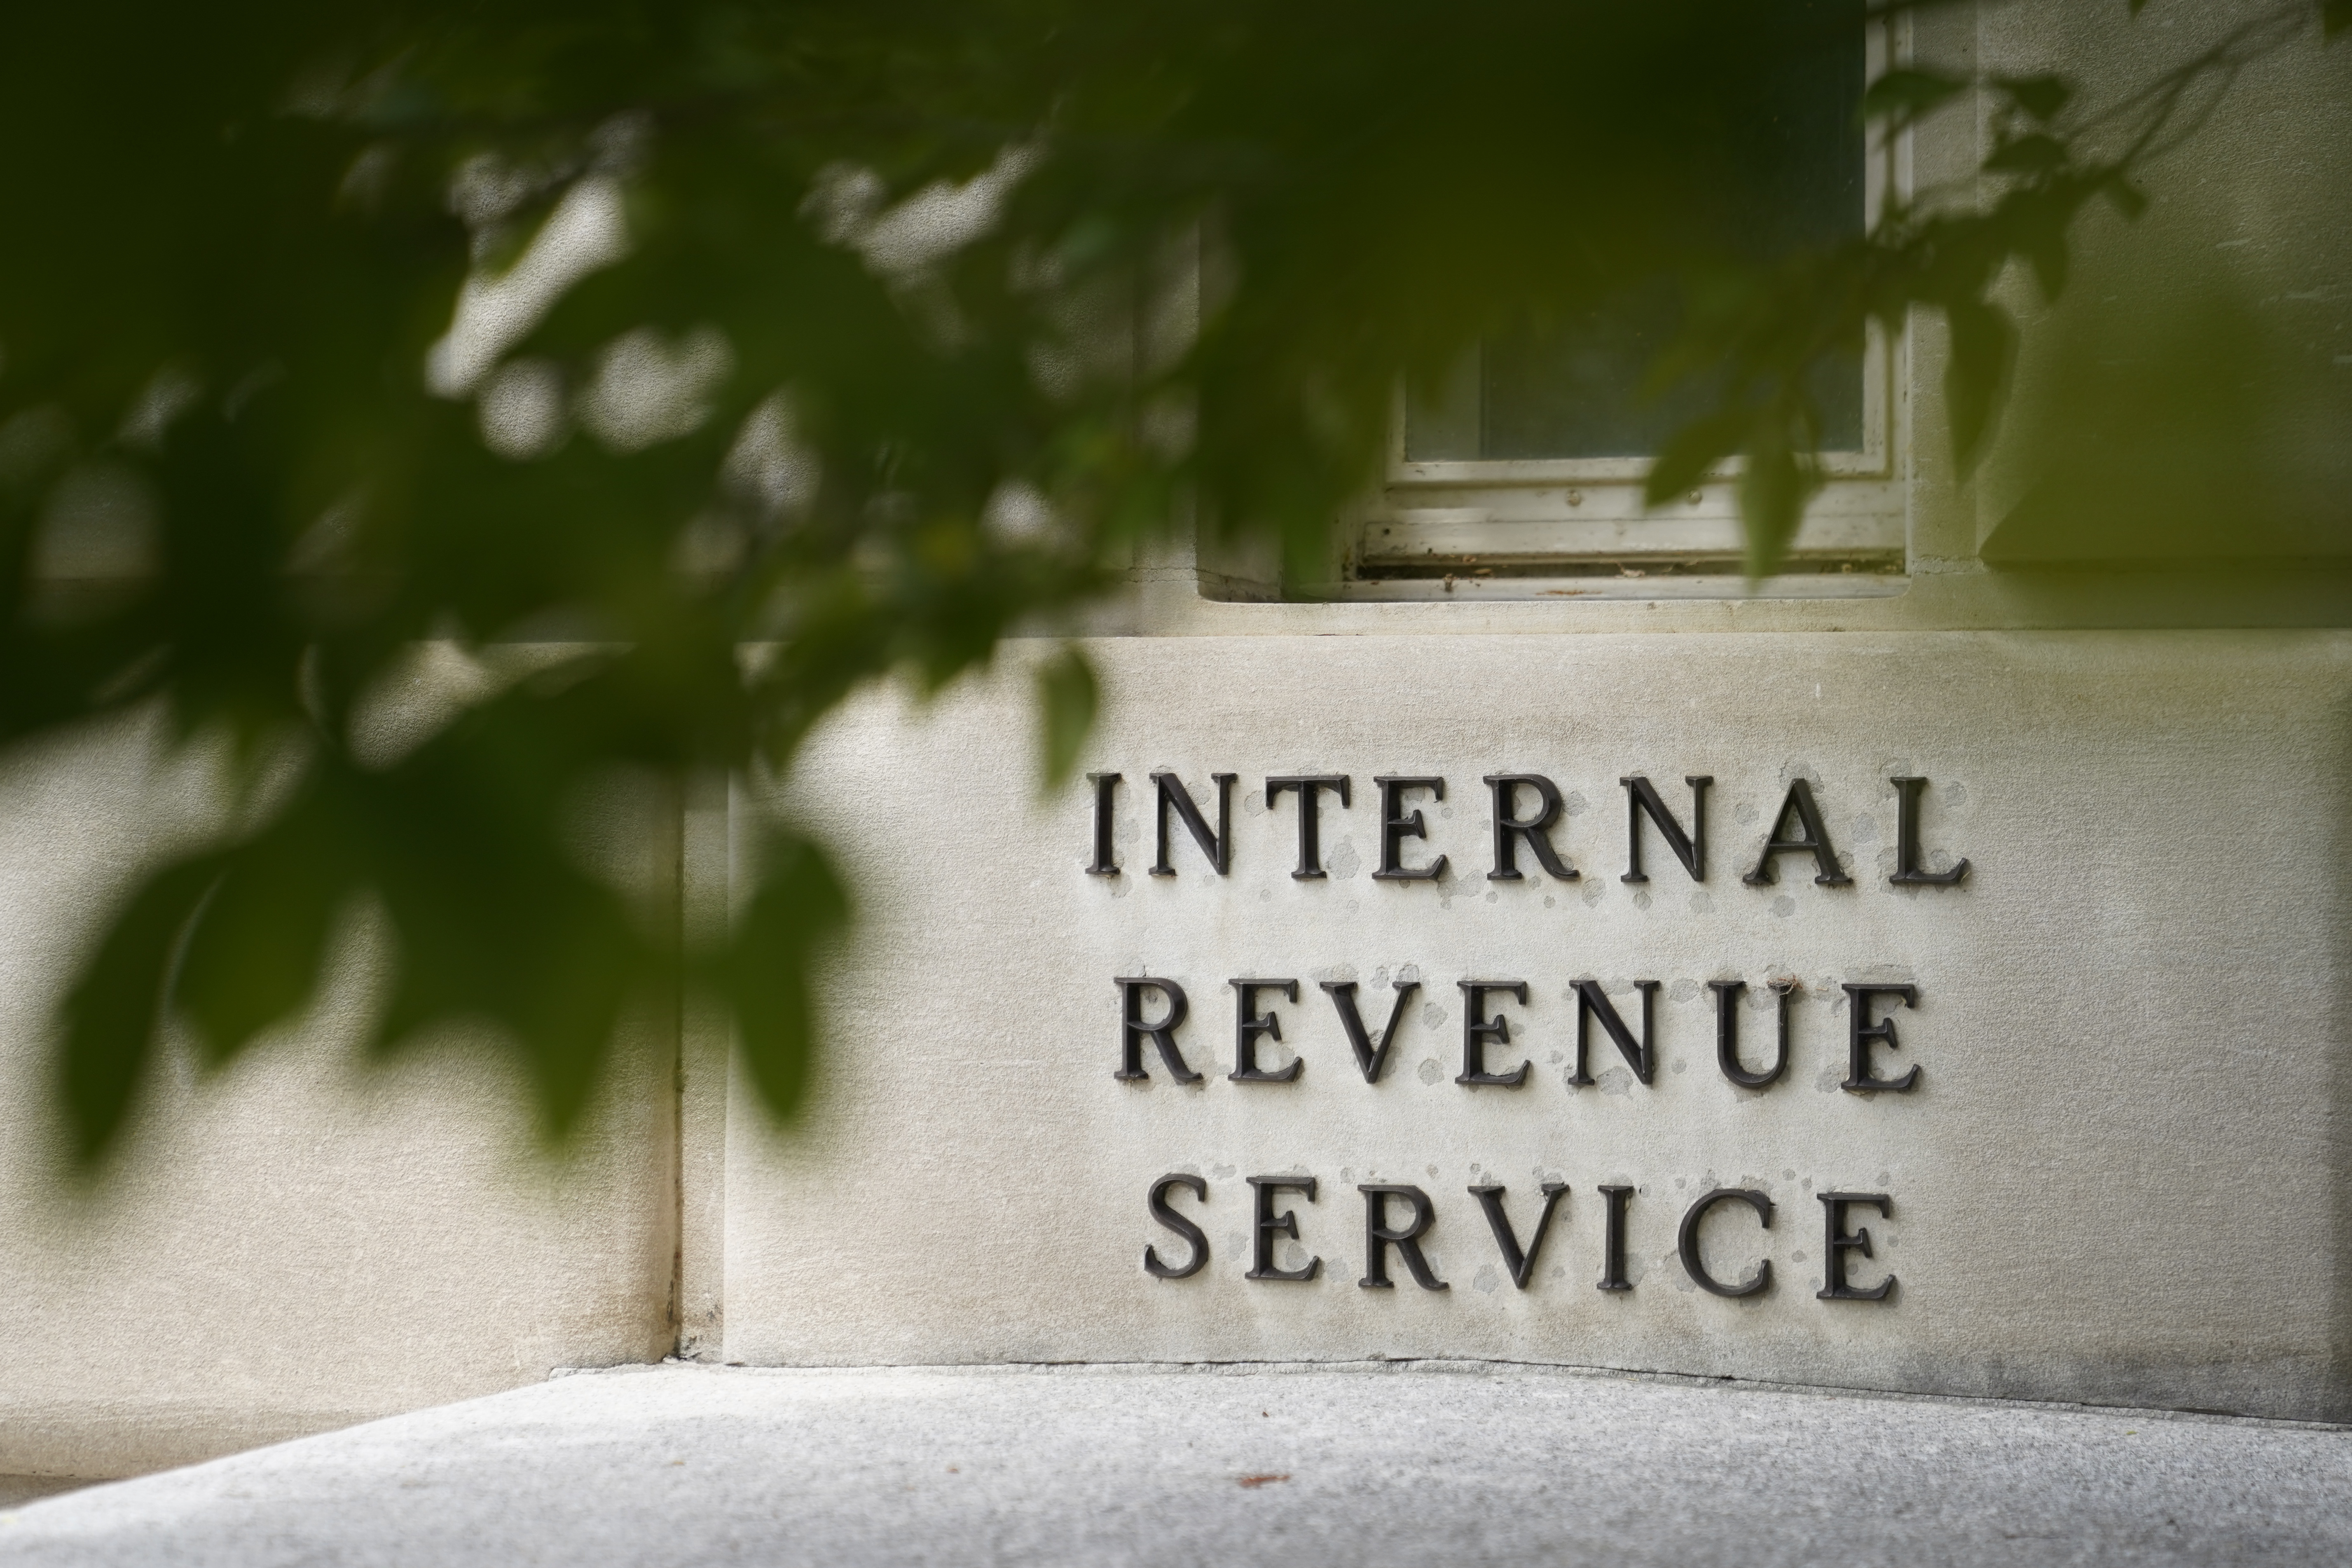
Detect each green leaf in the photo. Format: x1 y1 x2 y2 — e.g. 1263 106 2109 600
2013 201 2073 302
2026 236 2069 302
1984 133 2070 177
2325 0 2351 39
356 700 657 1142
174 793 354 1068
1643 406 1754 509
59 855 224 1168
1860 68 1968 131
1994 75 2074 122
0 0 2298 1177
2103 175 2151 220
721 833 850 1125
1944 298 2017 473
1035 643 1098 795
1736 416 1815 580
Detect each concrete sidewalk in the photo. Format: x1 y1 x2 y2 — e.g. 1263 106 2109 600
4 1361 2349 1566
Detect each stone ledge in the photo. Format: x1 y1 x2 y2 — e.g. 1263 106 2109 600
7 1361 2350 1566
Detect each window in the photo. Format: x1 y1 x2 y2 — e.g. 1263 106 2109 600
1349 10 1901 597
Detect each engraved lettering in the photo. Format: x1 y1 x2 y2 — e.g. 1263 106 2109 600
1144 1174 1209 1279
1470 1182 1569 1289
1622 774 1710 883
1818 1192 1896 1301
1743 777 1851 887
1842 983 1921 1093
1482 773 1577 882
1150 771 1236 876
1321 978 1419 1084
1229 978 1304 1083
1370 776 1448 881
1571 978 1661 1086
1890 777 1970 887
1597 1184 1635 1292
1114 977 1198 1083
1358 1184 1449 1290
1086 772 1121 876
1678 1187 1775 1297
1246 1176 1320 1282
1266 775 1351 879
1456 980 1531 1087
1711 978 1792 1089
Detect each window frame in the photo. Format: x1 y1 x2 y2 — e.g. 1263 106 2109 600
1342 14 1909 599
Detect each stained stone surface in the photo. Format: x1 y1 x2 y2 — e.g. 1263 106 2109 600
0 715 678 1480
5 1362 2350 1567
730 631 2352 1421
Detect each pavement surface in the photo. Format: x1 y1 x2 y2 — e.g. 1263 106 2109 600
0 1477 85 1508
3 1361 2349 1566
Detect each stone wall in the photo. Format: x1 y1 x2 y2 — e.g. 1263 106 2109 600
728 632 2352 1423
0 718 676 1478
3 0 2349 1479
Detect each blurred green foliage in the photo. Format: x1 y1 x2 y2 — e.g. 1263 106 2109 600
0 0 2340 1164
1984 281 2352 563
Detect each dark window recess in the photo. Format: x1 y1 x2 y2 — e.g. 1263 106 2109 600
1406 7 1866 462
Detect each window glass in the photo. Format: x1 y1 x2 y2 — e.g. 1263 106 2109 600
1405 7 1867 461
